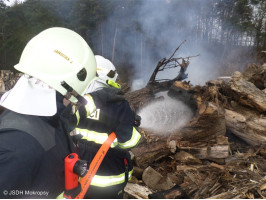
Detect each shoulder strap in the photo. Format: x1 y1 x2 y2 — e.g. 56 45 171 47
0 110 56 151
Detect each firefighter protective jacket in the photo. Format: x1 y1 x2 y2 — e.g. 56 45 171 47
0 109 73 199
74 90 141 198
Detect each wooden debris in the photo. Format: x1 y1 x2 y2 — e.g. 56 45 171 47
260 183 266 191
142 166 175 191
210 162 225 170
174 150 202 164
208 190 241 199
124 183 152 199
168 140 177 153
148 185 188 199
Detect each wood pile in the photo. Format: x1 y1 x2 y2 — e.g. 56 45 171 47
124 63 266 199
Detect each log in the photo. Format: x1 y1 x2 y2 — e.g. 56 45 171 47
131 140 171 169
178 144 229 160
225 109 266 146
229 71 266 112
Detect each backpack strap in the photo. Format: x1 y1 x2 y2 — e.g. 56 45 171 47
0 110 56 151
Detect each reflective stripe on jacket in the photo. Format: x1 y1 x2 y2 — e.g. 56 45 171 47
89 170 133 187
75 127 141 149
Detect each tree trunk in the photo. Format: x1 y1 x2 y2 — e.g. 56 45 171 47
111 24 118 63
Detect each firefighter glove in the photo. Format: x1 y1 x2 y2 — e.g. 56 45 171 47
90 87 125 104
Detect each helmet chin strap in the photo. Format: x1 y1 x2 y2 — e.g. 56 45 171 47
61 81 87 108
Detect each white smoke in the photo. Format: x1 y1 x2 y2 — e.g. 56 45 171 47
116 0 224 90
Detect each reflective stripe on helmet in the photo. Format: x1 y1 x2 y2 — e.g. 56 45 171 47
90 170 133 187
118 127 141 149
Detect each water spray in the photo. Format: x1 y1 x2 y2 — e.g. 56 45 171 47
137 92 193 136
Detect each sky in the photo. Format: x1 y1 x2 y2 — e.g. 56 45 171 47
4 0 24 6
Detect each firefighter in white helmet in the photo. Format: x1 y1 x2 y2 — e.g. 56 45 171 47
0 28 123 199
73 55 142 199
86 55 120 91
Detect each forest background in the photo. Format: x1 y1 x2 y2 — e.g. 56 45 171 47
0 0 265 89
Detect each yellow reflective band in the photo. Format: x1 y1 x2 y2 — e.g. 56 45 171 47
107 80 121 89
129 170 133 181
75 128 118 148
84 94 96 116
75 110 80 125
97 67 109 73
118 127 141 149
91 170 133 187
72 105 80 125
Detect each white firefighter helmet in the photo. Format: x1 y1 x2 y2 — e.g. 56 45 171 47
95 55 118 83
14 27 97 103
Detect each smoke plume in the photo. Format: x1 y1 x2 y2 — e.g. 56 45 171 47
101 0 254 90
